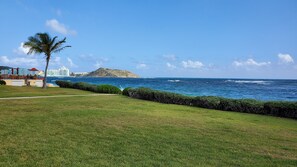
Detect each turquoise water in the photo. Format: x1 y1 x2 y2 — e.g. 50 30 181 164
48 77 297 101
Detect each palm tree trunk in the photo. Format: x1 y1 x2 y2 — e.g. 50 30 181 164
43 58 50 89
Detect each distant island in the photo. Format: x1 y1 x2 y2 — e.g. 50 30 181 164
0 66 12 70
72 68 139 78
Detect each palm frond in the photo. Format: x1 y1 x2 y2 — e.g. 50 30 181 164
24 32 71 57
49 36 58 48
53 45 71 53
50 37 67 52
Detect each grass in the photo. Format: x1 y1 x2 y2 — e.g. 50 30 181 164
0 86 296 166
0 85 92 98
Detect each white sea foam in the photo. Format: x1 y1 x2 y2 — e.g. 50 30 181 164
168 80 180 82
225 80 272 85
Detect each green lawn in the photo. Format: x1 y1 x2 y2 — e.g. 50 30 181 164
0 86 296 166
0 85 92 98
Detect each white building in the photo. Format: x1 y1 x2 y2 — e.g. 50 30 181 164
47 66 70 77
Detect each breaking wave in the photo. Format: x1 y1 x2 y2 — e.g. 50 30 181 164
225 80 272 85
168 80 181 82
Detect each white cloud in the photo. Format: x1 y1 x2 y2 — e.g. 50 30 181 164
182 60 204 69
136 63 147 69
46 19 76 35
67 57 78 67
94 61 103 69
233 59 271 67
13 42 30 55
0 56 39 67
163 54 176 61
49 56 61 66
166 62 176 69
278 53 294 64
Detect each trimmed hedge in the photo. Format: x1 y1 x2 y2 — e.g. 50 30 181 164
55 80 73 88
55 80 121 94
0 80 6 85
122 87 131 96
123 87 297 119
97 84 121 94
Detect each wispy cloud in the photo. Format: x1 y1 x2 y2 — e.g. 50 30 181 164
166 62 176 69
45 19 76 35
182 60 204 69
278 53 294 64
50 56 61 66
94 61 102 69
136 63 147 69
163 54 176 61
13 42 30 55
233 59 271 67
79 54 108 69
0 55 39 67
67 57 78 67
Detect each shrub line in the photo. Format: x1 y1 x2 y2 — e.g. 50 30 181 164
56 81 297 119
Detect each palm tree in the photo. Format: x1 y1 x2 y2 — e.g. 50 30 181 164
24 33 71 89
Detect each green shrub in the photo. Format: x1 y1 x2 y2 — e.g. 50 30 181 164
133 87 155 100
125 87 193 105
73 82 92 90
56 81 122 94
86 85 97 92
238 99 264 114
55 80 74 88
123 87 297 119
264 101 297 118
122 87 132 96
193 96 221 109
97 84 122 94
219 98 243 112
153 90 193 105
0 80 6 85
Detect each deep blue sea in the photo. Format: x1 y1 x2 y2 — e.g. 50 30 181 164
48 77 297 101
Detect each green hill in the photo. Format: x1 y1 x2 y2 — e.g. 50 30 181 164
86 67 139 78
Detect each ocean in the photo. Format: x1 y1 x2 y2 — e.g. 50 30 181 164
48 77 297 101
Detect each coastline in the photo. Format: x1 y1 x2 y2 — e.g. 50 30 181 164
47 77 297 101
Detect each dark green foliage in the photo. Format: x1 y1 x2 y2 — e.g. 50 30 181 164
0 80 6 85
97 84 122 94
55 80 73 88
127 87 193 105
237 99 264 114
193 96 221 109
85 85 98 92
73 82 92 91
122 87 132 96
124 87 297 119
264 101 297 118
153 90 193 105
55 80 121 94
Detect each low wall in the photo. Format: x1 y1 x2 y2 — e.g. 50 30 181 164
3 79 43 87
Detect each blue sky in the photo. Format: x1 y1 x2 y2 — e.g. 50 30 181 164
0 0 296 78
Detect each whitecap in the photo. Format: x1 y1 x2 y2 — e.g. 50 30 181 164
225 80 272 85
168 80 181 82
